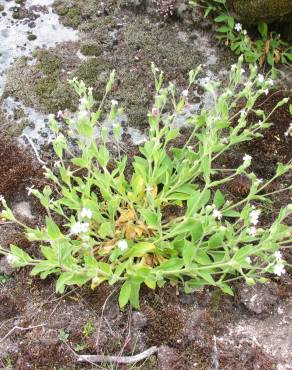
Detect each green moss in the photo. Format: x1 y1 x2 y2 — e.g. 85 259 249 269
35 50 61 76
74 58 108 100
54 5 69 16
63 7 82 29
80 43 102 56
27 33 37 41
34 77 58 97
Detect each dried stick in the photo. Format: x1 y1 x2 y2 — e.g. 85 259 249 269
77 346 158 364
0 323 46 344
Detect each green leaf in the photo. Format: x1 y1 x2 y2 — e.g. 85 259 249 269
9 245 32 267
208 233 224 249
125 242 156 258
140 209 158 228
214 190 225 208
46 217 62 240
197 270 215 285
258 21 268 39
219 282 234 295
129 280 141 309
119 280 132 308
183 241 194 267
223 210 240 218
98 222 113 239
194 250 212 265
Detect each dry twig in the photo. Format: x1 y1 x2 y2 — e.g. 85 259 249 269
0 323 46 344
77 346 159 364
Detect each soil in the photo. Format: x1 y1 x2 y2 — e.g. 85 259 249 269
0 2 291 370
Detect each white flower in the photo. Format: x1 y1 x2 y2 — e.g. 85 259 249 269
111 99 118 106
246 256 251 264
0 195 4 202
79 97 88 106
273 263 285 276
243 154 252 162
182 89 189 97
242 30 247 35
267 78 274 86
57 110 64 119
71 222 89 235
240 68 245 74
234 23 242 32
151 107 159 117
274 251 282 261
117 240 128 251
258 120 264 127
80 208 92 219
213 209 222 220
240 109 247 117
26 185 35 196
264 89 269 95
231 64 237 71
257 74 264 83
250 209 260 225
247 226 257 237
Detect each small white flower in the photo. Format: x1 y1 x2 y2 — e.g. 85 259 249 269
250 209 260 225
234 23 242 32
151 107 159 117
0 195 4 202
26 185 35 196
274 251 282 261
258 120 264 127
213 209 222 220
246 256 251 264
247 226 257 237
182 89 189 97
273 263 285 276
79 97 88 106
264 89 269 95
221 137 229 144
111 99 118 106
117 240 128 251
57 110 64 119
257 74 264 83
71 222 89 235
242 30 247 35
267 78 274 86
79 110 88 118
231 64 237 71
240 109 247 117
243 154 252 162
80 208 92 219
240 68 245 74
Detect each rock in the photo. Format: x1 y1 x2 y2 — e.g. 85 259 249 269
238 282 279 314
0 256 15 276
158 345 179 370
227 0 292 26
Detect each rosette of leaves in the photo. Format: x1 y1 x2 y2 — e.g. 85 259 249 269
1 57 291 308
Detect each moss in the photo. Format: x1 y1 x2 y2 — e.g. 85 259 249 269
34 77 58 98
35 50 61 76
228 0 292 25
74 58 108 100
27 33 37 41
80 43 102 56
63 7 82 29
54 5 69 16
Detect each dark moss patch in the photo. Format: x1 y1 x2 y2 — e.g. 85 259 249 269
80 42 102 56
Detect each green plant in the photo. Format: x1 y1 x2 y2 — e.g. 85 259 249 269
0 58 291 309
58 328 69 342
190 0 292 76
82 320 94 337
